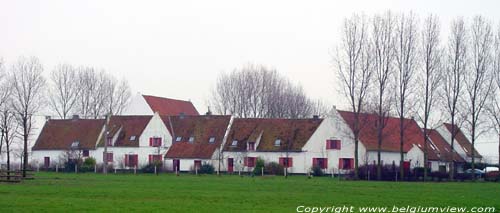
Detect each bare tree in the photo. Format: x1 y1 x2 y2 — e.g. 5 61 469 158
371 11 396 180
0 58 11 156
464 16 495 179
107 77 131 115
490 24 500 167
1 108 19 172
48 64 81 119
334 13 372 179
394 12 419 180
418 14 443 180
210 64 322 119
10 56 46 177
443 18 468 180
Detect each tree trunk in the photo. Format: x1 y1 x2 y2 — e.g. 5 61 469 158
498 132 500 168
423 128 428 181
399 114 404 181
471 124 476 181
449 118 455 180
23 117 28 178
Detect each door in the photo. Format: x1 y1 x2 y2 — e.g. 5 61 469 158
173 159 180 172
44 157 50 168
228 158 234 173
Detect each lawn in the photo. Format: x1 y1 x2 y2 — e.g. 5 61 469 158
0 172 498 212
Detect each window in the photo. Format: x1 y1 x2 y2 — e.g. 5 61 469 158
247 142 255 151
149 137 162 147
82 150 89 157
274 139 281 147
130 135 136 141
326 140 341 150
44 157 50 168
208 137 216 144
106 137 113 146
194 160 202 169
279 157 293 168
104 152 113 163
125 154 138 167
188 136 195 143
244 157 257 167
148 154 162 164
71 141 80 148
313 158 328 169
175 136 182 142
231 140 238 146
338 158 354 170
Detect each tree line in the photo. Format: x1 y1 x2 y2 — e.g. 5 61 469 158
0 56 131 176
335 11 500 180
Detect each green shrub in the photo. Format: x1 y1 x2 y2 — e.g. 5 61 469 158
312 166 324 176
199 163 215 174
142 161 162 173
253 158 265 175
80 157 96 172
264 162 284 175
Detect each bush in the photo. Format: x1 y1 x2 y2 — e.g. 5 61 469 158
253 158 265 175
63 159 81 172
264 162 284 175
142 161 162 173
80 157 96 172
311 166 324 176
199 163 215 174
430 171 449 181
485 171 499 182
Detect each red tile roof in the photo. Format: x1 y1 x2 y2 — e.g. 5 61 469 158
443 123 482 158
143 95 199 116
32 119 105 150
426 129 465 163
98 116 152 147
162 115 231 159
223 118 323 152
337 110 424 152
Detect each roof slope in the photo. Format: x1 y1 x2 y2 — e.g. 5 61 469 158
162 115 231 159
32 119 105 150
337 110 423 152
426 129 465 163
143 95 199 116
98 116 152 147
443 123 482 158
223 118 323 152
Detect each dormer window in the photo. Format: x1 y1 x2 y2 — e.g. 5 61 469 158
188 136 195 143
130 135 136 141
208 137 216 144
106 137 113 146
71 141 80 148
231 140 238 147
175 136 182 142
274 139 281 147
247 142 255 151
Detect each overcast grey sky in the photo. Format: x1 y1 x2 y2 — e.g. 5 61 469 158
1 0 499 159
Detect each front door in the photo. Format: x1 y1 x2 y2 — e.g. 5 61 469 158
173 159 180 172
228 158 234 173
44 157 50 168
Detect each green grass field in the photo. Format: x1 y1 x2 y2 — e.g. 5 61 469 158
0 172 499 212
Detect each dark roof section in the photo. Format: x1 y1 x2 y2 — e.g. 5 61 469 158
443 123 482 158
426 129 465 163
32 119 105 150
97 116 152 147
337 110 424 152
162 115 231 159
143 95 199 116
223 118 323 152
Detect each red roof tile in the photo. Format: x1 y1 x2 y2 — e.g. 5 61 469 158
32 119 105 150
98 116 152 147
337 110 423 152
443 123 482 158
223 118 323 152
143 95 199 116
426 129 465 163
162 115 231 159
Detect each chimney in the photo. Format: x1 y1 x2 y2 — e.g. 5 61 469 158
179 112 185 119
205 106 212 116
313 115 320 120
45 116 51 121
72 115 80 121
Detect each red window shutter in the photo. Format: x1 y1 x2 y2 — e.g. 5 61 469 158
125 154 129 166
326 140 330 149
288 158 293 167
148 155 152 164
279 158 284 166
350 159 354 169
337 140 341 149
149 138 153 146
244 157 248 167
134 155 138 167
324 158 328 169
158 138 162 146
109 153 113 162
313 158 317 167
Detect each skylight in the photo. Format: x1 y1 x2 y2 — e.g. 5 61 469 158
188 136 195 143
231 140 238 146
208 137 216 144
274 139 281 147
71 141 80 148
130 136 136 141
175 136 182 142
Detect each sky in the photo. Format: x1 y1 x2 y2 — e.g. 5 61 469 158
1 0 499 161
